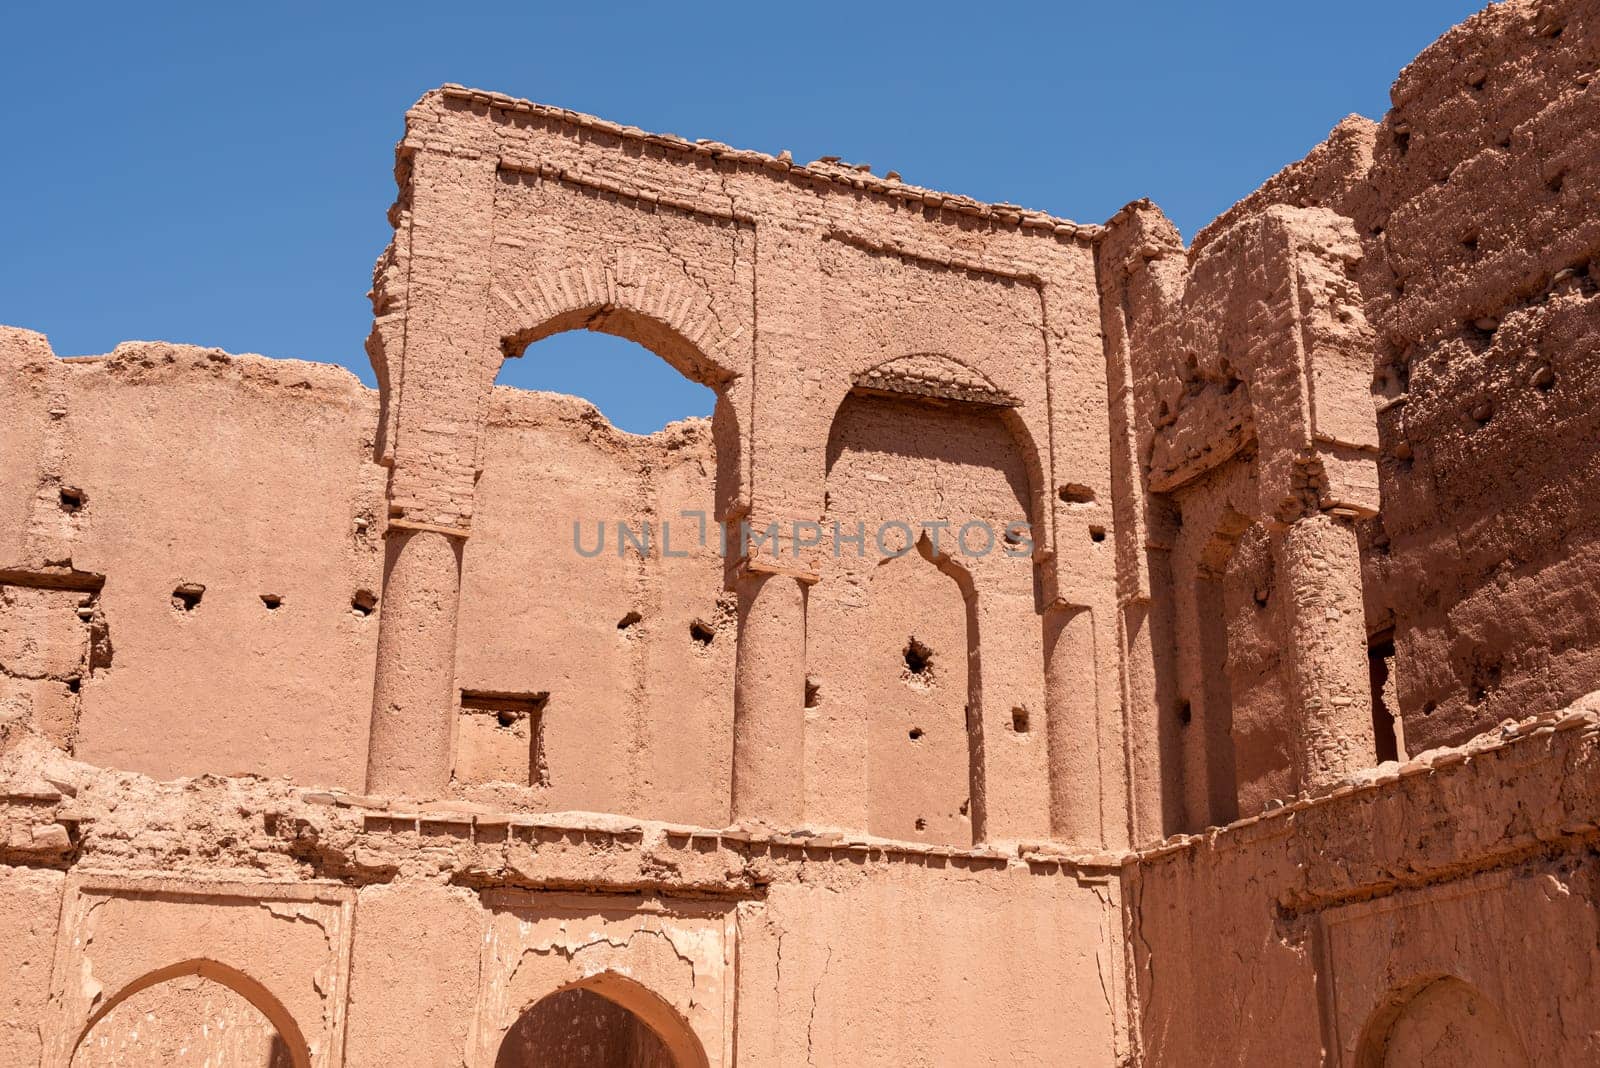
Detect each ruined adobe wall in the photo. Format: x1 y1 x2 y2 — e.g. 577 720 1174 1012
1191 0 1600 754
1115 1 1600 1062
1099 194 1381 840
1363 0 1600 751
1101 0 1600 841
364 83 1125 852
0 735 1128 1067
1123 698 1600 1066
0 329 734 822
460 387 732 826
0 329 383 787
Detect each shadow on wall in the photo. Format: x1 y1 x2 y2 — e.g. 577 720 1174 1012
72 962 306 1068
495 973 709 1068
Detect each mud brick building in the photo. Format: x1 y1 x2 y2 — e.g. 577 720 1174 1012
5 1 1600 1064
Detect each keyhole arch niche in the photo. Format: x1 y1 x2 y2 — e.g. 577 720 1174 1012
808 355 1055 846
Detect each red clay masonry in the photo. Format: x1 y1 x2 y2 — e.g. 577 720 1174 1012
4 1 1600 1064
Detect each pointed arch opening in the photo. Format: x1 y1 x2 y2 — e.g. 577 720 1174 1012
70 959 309 1068
816 380 1042 846
494 972 710 1068
864 533 985 846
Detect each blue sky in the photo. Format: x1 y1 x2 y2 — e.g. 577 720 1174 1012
1 1 1482 432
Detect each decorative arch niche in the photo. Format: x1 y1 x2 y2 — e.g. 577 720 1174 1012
494 972 710 1068
70 959 310 1068
1355 975 1529 1068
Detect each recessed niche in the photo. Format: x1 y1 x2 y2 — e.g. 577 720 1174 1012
456 690 549 787
171 584 204 612
805 676 821 708
59 486 84 513
617 610 643 631
351 590 377 617
260 594 283 610
1011 706 1030 733
689 619 715 646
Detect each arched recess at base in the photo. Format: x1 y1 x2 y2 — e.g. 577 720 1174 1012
1355 975 1529 1068
70 959 310 1068
495 972 711 1068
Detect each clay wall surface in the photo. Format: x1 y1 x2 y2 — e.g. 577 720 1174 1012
0 332 384 788
6 0 1600 1063
1180 0 1600 756
0 736 1127 1067
1362 0 1600 752
0 332 736 824
459 388 732 826
1124 698 1600 1066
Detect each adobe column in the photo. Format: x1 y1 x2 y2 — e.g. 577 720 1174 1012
365 137 498 798
1275 511 1375 792
366 528 465 794
1044 603 1101 846
731 561 809 828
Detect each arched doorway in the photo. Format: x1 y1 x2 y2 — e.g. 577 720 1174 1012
1356 975 1529 1068
71 961 307 1068
495 975 709 1068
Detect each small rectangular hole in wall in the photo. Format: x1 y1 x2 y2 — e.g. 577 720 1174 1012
456 690 549 787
